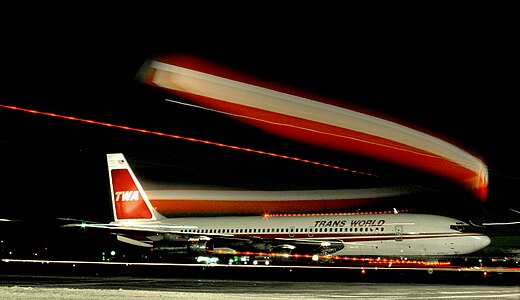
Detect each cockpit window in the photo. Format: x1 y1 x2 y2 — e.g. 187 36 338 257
450 222 471 231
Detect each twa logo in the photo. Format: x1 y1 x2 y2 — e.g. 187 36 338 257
114 190 140 202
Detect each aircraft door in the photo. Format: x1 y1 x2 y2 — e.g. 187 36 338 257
395 225 403 242
289 226 295 237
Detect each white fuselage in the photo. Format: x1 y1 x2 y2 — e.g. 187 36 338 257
123 213 491 257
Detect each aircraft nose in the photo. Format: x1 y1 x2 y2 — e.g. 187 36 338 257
474 235 491 251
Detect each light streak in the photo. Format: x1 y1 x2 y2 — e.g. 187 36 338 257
165 99 447 162
4 258 519 273
205 249 452 268
142 55 489 201
0 256 451 267
0 104 375 176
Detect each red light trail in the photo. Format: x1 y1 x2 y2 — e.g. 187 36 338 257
140 55 489 201
0 104 376 177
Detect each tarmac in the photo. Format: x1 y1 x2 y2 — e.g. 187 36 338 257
1 259 519 299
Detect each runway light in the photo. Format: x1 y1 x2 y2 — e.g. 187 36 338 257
196 256 219 264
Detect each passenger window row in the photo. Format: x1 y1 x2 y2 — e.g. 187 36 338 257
179 227 385 234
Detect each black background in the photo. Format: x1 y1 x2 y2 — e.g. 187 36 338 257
1 5 519 224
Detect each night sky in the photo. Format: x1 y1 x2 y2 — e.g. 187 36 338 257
1 6 519 225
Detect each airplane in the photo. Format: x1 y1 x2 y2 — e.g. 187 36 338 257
65 153 491 261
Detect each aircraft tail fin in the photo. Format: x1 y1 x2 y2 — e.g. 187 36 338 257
107 153 164 222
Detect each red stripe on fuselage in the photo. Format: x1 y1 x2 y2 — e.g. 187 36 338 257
149 198 397 216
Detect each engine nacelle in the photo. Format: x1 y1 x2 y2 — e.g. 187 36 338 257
271 244 296 261
251 242 274 251
272 244 296 254
188 239 214 255
317 241 344 255
153 237 214 256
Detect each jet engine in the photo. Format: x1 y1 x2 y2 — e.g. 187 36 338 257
187 239 214 255
153 235 214 255
317 241 344 255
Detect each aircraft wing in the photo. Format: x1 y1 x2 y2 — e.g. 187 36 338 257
62 222 344 256
63 222 247 239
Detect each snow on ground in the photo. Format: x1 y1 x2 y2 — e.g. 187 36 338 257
0 286 278 300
